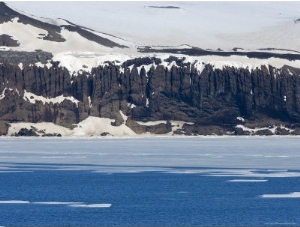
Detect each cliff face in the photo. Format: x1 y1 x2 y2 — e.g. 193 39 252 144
1 56 300 136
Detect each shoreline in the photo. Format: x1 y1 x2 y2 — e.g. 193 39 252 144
1 134 300 139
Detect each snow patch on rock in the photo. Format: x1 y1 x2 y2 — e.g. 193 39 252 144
235 124 294 135
0 88 14 100
7 118 196 137
23 90 80 107
7 116 136 137
52 52 134 75
119 110 128 123
127 103 136 109
237 117 245 122
7 122 73 136
18 62 23 70
0 88 7 100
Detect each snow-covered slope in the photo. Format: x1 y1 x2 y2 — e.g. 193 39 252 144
5 1 300 52
1 2 300 64
0 2 134 54
1 1 300 76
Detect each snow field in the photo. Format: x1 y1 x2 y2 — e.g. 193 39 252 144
0 17 129 54
6 2 300 51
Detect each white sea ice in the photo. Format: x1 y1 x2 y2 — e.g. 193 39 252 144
68 203 111 208
32 201 84 205
228 179 268 182
0 200 30 204
1 137 300 171
261 192 300 198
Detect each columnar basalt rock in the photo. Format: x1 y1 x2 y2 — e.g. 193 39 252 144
0 57 300 135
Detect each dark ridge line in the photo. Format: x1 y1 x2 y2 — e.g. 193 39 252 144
258 48 300 54
59 18 128 42
62 25 128 49
148 6 181 9
0 50 53 65
138 47 300 61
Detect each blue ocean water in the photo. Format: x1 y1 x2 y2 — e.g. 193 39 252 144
0 137 299 226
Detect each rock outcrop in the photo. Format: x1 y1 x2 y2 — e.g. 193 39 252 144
0 34 19 47
0 55 300 136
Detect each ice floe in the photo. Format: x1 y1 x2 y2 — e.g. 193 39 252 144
68 203 112 208
0 200 111 208
261 192 300 198
0 200 30 204
228 179 268 182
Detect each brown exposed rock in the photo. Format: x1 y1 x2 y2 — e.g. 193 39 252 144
0 121 9 135
147 121 172 134
41 133 62 137
234 127 251 136
181 123 232 136
254 129 273 136
100 132 111 136
291 128 300 135
0 51 53 65
197 125 231 136
0 34 19 47
14 128 38 136
125 118 147 134
275 127 290 135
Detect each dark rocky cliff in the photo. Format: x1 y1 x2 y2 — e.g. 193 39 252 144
1 56 300 136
